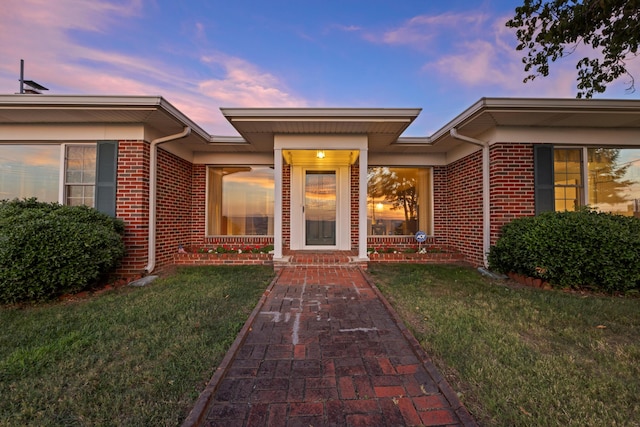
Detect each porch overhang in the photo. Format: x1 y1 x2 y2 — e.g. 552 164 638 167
219 107 422 152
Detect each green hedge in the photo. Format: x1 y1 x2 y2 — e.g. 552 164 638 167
0 199 126 303
488 208 640 293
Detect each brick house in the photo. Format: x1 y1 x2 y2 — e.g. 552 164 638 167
2 95 640 275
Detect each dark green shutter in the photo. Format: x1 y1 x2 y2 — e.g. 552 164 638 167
95 141 118 217
534 144 554 215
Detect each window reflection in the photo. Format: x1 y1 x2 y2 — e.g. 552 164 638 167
588 148 640 217
0 145 60 202
208 166 274 235
367 167 430 236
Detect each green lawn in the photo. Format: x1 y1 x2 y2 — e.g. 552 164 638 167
0 266 274 427
368 263 640 427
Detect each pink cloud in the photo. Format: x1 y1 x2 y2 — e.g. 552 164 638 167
0 0 306 134
366 12 489 48
199 55 307 108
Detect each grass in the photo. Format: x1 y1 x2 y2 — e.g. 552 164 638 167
0 265 274 427
368 263 640 427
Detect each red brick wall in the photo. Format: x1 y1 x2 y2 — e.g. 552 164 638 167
115 140 150 276
489 143 535 244
282 164 291 250
432 166 448 247
445 150 484 266
350 164 359 249
191 164 207 243
154 147 193 270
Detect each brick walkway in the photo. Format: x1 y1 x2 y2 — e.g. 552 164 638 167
183 267 476 427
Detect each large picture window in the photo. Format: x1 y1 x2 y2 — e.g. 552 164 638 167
588 148 640 216
367 167 431 236
207 166 274 235
0 145 60 202
553 147 640 217
0 144 97 206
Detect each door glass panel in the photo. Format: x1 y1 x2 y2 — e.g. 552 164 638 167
305 170 336 246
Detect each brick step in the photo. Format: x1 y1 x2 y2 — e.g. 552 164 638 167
275 251 366 269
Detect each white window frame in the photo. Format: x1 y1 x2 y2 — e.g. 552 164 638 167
61 143 97 207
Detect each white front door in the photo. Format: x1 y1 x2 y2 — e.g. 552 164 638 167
304 170 337 246
290 165 350 250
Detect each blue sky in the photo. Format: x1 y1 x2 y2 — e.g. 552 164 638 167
1 0 639 136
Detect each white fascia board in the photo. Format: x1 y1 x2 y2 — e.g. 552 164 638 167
208 135 249 144
0 123 144 141
490 126 640 146
393 136 433 145
368 152 447 166
193 152 274 165
429 97 640 144
274 134 368 150
0 94 165 106
0 94 211 143
221 107 422 119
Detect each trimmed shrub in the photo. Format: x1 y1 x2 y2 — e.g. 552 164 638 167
488 208 640 293
0 199 125 303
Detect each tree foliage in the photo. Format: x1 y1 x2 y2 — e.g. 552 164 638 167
507 0 640 98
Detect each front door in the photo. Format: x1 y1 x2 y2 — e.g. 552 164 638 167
304 170 336 246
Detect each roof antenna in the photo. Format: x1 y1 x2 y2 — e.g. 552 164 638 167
19 59 48 94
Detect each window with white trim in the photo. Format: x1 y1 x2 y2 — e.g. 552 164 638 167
0 144 97 207
65 145 96 207
552 147 640 216
367 167 432 236
207 166 275 235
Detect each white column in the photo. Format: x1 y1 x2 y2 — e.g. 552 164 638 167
274 148 283 259
358 148 369 260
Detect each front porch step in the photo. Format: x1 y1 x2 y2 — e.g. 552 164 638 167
274 251 368 269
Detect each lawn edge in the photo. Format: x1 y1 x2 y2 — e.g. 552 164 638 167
360 267 479 427
181 268 283 427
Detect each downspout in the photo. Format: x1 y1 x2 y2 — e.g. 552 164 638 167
449 128 490 268
145 127 192 273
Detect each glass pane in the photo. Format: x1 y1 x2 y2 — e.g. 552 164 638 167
66 170 81 183
367 167 421 235
66 145 96 184
211 166 274 235
0 145 60 202
588 148 640 216
554 148 583 211
305 171 336 246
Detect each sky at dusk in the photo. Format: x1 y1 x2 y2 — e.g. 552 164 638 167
2 0 640 137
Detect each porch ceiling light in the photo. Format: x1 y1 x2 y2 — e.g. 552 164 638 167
316 150 326 159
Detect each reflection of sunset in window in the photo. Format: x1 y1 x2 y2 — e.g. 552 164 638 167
207 166 274 235
367 167 431 236
0 145 60 202
553 147 640 217
588 148 640 217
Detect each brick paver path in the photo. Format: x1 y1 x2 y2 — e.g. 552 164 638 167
185 267 476 427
